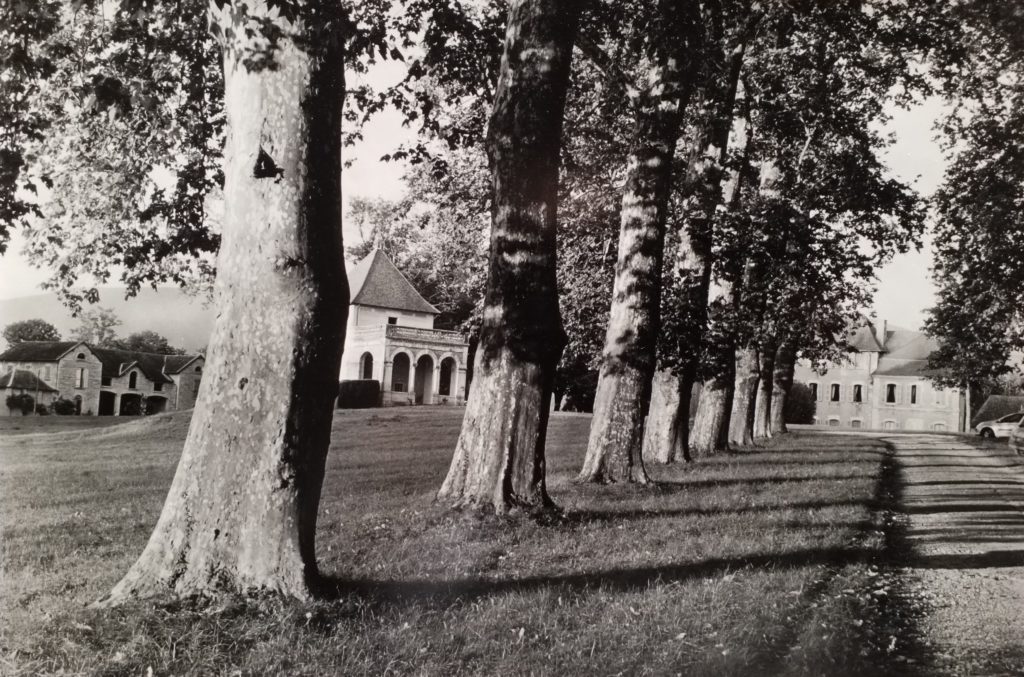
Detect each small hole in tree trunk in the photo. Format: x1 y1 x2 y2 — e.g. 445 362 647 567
253 147 284 179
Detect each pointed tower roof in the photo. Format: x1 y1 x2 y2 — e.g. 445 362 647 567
348 248 439 315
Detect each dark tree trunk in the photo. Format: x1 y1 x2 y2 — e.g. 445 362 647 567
752 346 775 439
727 346 759 446
101 3 347 604
438 0 579 513
580 0 700 484
769 342 796 436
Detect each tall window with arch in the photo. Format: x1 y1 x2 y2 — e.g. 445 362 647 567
360 352 374 380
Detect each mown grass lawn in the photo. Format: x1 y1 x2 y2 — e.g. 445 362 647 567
2 409 907 676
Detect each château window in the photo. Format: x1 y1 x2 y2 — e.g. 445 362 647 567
128 371 138 389
910 385 918 405
886 384 897 403
387 317 398 325
154 382 163 392
830 384 841 402
75 368 86 389
101 376 111 386
76 353 86 360
809 383 819 401
853 384 863 403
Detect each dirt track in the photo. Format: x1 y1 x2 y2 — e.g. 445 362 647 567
886 433 1024 675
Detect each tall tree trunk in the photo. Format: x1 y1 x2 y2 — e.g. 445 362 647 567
437 0 578 513
769 342 796 436
752 346 775 439
580 0 699 484
642 369 684 464
101 3 347 604
728 346 759 446
660 7 761 460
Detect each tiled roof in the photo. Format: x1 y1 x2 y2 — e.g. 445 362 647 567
848 324 884 352
90 347 176 384
163 354 201 374
0 341 78 362
348 249 439 315
0 368 58 392
872 326 945 377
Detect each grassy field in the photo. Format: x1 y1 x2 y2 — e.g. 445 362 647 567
1 409 911 676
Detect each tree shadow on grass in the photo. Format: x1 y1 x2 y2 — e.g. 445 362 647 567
314 545 869 605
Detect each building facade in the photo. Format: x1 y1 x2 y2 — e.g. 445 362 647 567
0 341 204 416
793 320 964 432
339 249 470 406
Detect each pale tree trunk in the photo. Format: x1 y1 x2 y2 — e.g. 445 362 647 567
690 370 732 457
101 2 346 604
580 0 700 484
659 6 761 461
769 342 796 436
752 346 775 439
437 0 578 513
727 346 760 446
642 369 684 464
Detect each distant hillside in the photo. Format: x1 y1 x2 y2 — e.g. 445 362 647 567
0 287 216 351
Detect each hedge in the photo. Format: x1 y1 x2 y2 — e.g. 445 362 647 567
338 380 380 409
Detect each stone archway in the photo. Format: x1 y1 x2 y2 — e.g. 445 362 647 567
119 393 143 416
414 354 434 405
391 352 410 393
439 356 456 396
145 396 168 415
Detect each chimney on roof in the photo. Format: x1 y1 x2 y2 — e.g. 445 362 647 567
873 318 887 346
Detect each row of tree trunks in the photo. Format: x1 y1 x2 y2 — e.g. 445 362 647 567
579 0 700 484
751 346 775 439
645 18 757 465
438 0 579 512
727 346 760 446
102 2 349 604
769 342 796 436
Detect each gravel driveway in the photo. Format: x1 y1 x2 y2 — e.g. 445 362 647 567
887 433 1024 675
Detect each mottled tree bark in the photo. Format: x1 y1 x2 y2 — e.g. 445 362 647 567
580 0 700 484
690 370 732 457
769 342 796 436
101 2 347 604
752 347 775 439
727 347 760 446
657 6 761 461
438 0 579 513
641 369 684 464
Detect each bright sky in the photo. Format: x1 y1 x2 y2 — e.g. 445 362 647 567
0 77 949 332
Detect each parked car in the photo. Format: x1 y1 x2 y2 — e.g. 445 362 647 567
1011 419 1024 455
975 411 1024 438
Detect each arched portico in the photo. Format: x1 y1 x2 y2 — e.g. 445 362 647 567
414 354 434 405
439 356 457 397
391 352 411 392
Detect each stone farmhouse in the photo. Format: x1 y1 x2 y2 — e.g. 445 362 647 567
0 341 204 416
340 248 469 406
794 319 965 432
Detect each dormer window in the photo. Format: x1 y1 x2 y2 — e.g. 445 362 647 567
129 371 138 389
